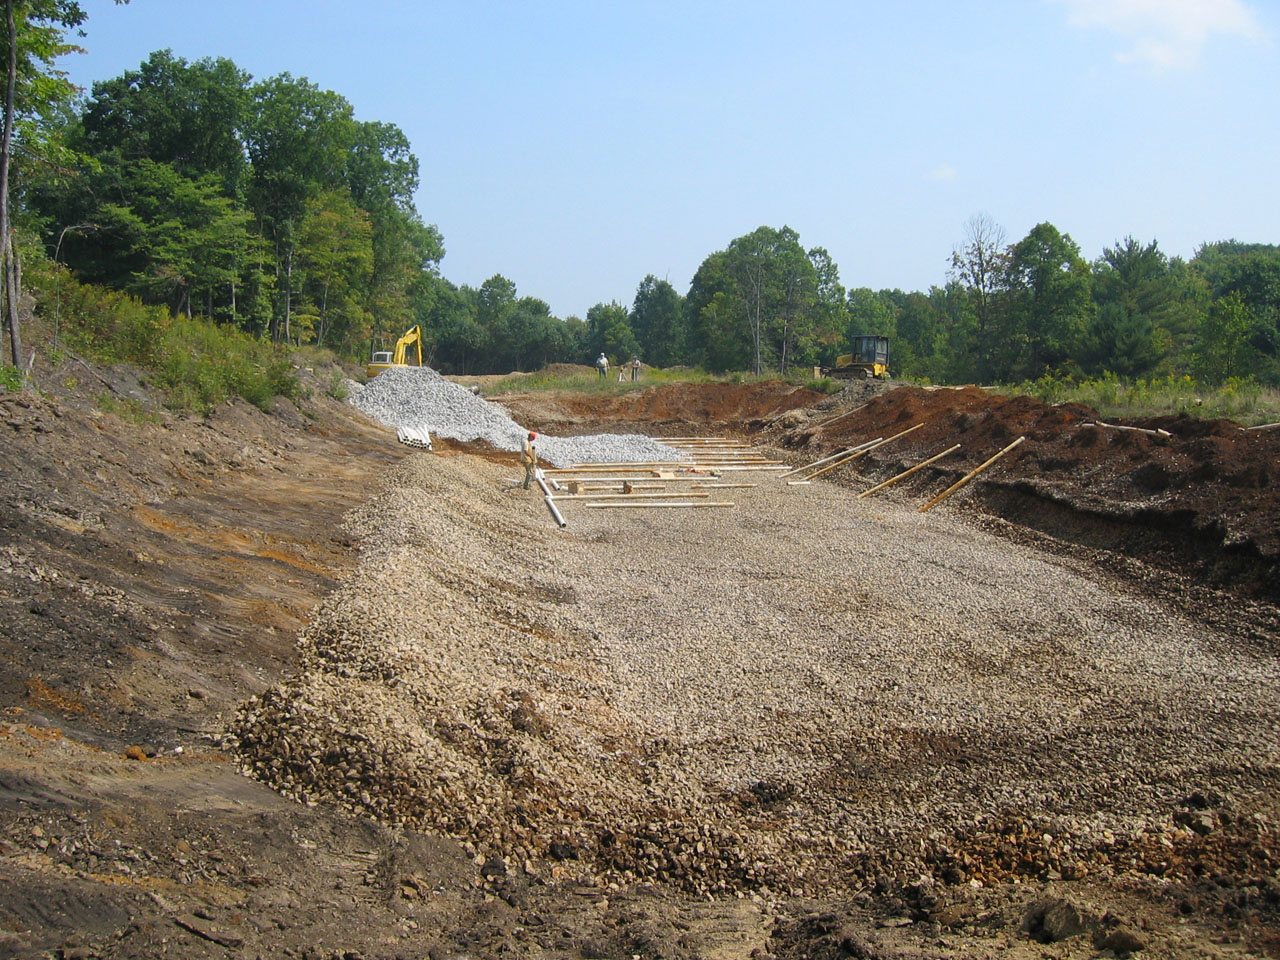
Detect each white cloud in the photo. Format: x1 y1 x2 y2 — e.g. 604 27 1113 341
928 164 958 183
1057 0 1267 69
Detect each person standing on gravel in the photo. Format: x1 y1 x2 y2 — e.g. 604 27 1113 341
521 432 538 489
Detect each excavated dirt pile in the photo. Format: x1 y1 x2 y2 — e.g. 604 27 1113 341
764 384 1280 600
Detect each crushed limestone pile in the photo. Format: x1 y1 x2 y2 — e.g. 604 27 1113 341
349 366 685 467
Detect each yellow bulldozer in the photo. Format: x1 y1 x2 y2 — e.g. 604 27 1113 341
823 335 890 380
366 325 424 378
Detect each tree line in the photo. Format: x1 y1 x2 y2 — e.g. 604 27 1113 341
5 20 1278 388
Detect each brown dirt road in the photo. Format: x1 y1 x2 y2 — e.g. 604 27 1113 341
1 360 1278 958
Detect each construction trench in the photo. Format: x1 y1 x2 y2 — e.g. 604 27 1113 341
3 364 1279 959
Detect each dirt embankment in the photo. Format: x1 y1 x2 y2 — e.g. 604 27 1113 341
503 377 1280 600
758 384 1280 602
2 364 1278 959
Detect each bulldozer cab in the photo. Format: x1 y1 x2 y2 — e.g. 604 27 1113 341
850 335 889 370
827 335 890 380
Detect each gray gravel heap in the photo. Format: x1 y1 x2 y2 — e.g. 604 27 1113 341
350 366 685 467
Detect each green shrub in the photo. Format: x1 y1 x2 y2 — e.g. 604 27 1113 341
27 268 300 414
326 371 350 400
804 377 842 394
0 365 22 392
153 318 299 413
1002 372 1280 426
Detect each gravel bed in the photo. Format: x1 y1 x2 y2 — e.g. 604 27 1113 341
349 366 685 467
232 451 1280 898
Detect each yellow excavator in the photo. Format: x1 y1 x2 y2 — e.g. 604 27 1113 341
366 325 424 378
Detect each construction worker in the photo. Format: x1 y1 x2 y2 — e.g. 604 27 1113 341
520 431 538 489
631 355 641 381
596 353 608 378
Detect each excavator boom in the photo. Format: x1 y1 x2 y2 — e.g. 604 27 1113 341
368 326 424 378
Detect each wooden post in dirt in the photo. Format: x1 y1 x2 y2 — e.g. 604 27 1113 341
778 439 882 478
919 436 1025 513
800 423 924 481
857 444 961 499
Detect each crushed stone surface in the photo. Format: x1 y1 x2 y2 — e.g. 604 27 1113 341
349 366 686 467
232 449 1280 899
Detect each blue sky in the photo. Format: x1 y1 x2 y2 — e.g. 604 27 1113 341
63 0 1276 321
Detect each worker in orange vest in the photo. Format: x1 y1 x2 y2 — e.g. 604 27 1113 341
521 431 538 489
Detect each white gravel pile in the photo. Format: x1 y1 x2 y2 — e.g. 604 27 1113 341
350 366 685 467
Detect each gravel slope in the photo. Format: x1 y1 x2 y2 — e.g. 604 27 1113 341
233 450 1280 900
349 365 685 466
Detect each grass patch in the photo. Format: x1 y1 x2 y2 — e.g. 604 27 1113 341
481 365 778 396
0 365 22 392
1003 373 1280 426
95 392 161 424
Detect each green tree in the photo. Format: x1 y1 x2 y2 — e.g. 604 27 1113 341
1088 238 1157 374
295 188 373 347
79 49 250 194
586 300 637 364
769 238 817 375
93 160 253 318
629 274 682 367
931 281 981 383
949 213 1006 382
245 73 356 343
1001 222 1093 379
1193 292 1253 383
804 247 846 368
684 250 751 372
684 225 817 374
845 287 896 340
1 0 95 377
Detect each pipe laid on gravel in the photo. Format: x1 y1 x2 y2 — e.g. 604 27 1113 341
534 472 567 528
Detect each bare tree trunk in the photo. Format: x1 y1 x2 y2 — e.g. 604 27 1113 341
282 246 293 345
1 0 22 381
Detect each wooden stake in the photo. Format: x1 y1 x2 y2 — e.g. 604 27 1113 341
778 439 882 478
551 492 712 501
1082 420 1172 438
584 501 735 509
801 423 924 480
857 444 961 499
919 436 1025 513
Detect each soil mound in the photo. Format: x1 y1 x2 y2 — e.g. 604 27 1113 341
500 379 824 435
779 385 1280 599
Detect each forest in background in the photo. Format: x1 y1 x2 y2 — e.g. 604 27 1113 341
4 17 1279 390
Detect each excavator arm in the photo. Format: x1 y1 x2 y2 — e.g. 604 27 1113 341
391 326 423 367
368 325 424 378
